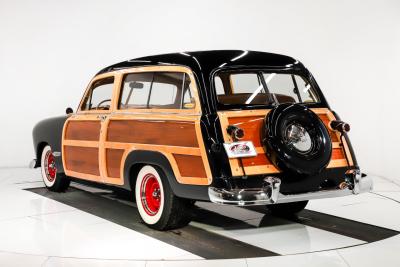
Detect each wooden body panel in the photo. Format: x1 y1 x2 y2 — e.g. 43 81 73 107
173 154 207 178
65 121 101 141
62 115 104 182
62 66 212 186
218 108 352 176
64 146 100 176
107 120 198 147
106 149 124 178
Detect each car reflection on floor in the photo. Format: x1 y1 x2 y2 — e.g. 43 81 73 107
27 182 398 259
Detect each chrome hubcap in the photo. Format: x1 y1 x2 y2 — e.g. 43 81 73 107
285 123 312 153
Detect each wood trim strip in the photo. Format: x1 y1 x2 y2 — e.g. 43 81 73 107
103 142 201 156
243 165 279 174
194 120 213 184
328 159 348 168
64 170 100 182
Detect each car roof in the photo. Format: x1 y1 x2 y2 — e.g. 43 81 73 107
97 50 300 76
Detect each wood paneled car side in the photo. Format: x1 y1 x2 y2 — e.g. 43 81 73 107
32 50 372 230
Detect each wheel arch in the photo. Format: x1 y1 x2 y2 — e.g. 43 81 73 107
122 150 209 201
35 142 48 167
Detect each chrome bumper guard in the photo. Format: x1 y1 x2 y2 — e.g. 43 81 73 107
208 169 373 206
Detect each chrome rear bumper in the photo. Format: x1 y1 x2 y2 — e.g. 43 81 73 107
208 169 373 206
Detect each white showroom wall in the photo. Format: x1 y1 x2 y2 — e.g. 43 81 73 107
0 0 399 181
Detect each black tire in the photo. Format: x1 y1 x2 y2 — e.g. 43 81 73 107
40 145 70 192
135 165 192 230
267 200 308 216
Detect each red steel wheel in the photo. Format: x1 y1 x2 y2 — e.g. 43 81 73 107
135 165 165 225
41 145 57 187
134 164 192 230
44 150 56 182
140 173 162 216
40 145 70 192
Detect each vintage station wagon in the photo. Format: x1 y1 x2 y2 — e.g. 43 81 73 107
31 50 373 230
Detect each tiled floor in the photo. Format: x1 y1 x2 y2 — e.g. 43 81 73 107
0 167 399 266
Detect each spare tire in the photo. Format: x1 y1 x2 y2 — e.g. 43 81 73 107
263 103 332 175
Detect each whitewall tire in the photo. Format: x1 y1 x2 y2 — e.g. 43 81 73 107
134 165 192 230
40 145 70 192
135 165 165 225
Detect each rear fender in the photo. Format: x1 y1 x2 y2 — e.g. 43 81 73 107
122 150 209 201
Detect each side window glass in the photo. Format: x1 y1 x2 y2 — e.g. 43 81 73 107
265 73 297 99
182 74 195 109
214 76 225 95
230 73 261 94
118 71 196 110
81 77 114 111
148 72 180 109
119 73 153 109
294 76 318 103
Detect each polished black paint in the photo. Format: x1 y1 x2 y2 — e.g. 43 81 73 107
97 50 331 115
224 167 348 194
32 115 67 172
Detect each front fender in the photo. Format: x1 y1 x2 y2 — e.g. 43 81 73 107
32 115 67 172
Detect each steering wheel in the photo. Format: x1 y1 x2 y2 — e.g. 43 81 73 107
96 99 111 110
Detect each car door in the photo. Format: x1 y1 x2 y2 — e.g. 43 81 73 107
62 74 116 183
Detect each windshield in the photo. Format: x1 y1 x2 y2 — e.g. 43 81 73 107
214 71 319 108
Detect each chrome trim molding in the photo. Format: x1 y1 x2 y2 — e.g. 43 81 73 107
209 169 374 206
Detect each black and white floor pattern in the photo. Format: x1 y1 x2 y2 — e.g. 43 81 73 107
1 168 400 267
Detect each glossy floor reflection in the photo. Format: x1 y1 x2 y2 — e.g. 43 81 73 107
0 168 399 267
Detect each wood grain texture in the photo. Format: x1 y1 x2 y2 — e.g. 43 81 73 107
332 148 346 160
173 154 207 178
64 146 99 176
318 114 339 142
226 112 346 170
65 121 101 141
106 149 124 178
241 153 272 167
228 116 264 147
107 120 198 147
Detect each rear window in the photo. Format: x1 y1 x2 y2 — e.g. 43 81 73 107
214 71 319 108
